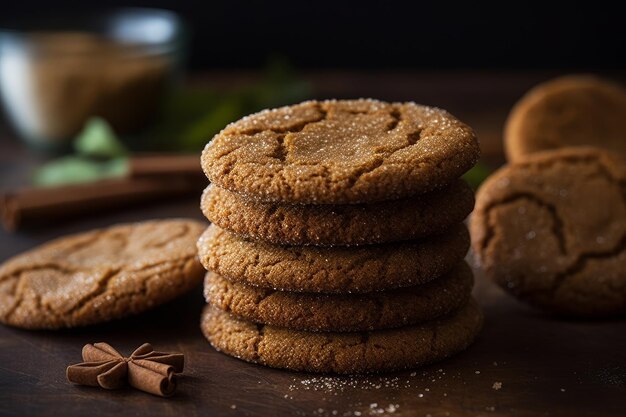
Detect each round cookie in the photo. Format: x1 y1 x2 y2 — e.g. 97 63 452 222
0 219 206 329
205 261 473 332
201 179 474 246
202 99 479 204
505 75 626 162
201 298 483 374
198 223 470 293
470 147 626 317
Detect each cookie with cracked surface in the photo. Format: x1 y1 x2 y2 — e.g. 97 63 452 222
202 99 479 204
505 75 626 162
197 223 470 293
201 298 483 374
204 261 473 332
471 147 626 317
201 179 474 246
0 219 206 329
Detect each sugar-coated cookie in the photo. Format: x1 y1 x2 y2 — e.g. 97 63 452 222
505 75 626 161
198 224 470 293
201 180 474 246
471 148 626 316
202 99 479 204
204 261 473 331
201 299 483 374
0 219 206 329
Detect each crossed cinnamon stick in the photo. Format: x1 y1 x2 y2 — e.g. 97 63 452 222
66 342 184 397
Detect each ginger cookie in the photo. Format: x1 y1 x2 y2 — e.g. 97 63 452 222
204 261 473 332
505 75 626 161
470 147 626 317
0 219 206 329
201 179 474 246
197 224 470 293
201 298 483 374
202 99 479 204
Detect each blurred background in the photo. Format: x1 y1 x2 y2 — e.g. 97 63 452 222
4 1 625 70
0 1 624 230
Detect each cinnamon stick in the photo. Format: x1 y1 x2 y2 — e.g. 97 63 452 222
1 154 208 232
0 176 201 232
129 154 204 178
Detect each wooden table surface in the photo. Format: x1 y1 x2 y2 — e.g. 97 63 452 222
1 71 625 417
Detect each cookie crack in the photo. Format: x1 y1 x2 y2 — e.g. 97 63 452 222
242 252 261 278
480 193 567 255
0 263 77 286
252 323 265 361
344 158 386 188
271 134 288 162
55 231 104 255
65 267 123 316
237 104 328 136
32 289 64 324
478 209 497 267
3 276 24 321
107 260 193 319
386 108 401 131
257 257 291 270
144 224 190 249
407 128 422 145
263 204 279 219
253 287 277 309
2 264 79 323
213 145 239 160
0 235 102 285
550 233 626 296
343 128 425 189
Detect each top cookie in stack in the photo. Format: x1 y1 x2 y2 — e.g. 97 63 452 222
202 99 479 206
198 99 482 374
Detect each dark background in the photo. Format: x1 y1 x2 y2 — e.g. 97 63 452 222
2 0 625 70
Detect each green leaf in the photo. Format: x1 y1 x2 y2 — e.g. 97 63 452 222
33 156 128 187
143 58 311 152
462 162 492 190
137 89 223 151
178 98 244 151
244 57 312 110
74 118 128 158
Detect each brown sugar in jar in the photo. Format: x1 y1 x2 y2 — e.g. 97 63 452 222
0 32 172 145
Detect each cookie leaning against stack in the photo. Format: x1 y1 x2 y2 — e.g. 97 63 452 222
198 99 483 373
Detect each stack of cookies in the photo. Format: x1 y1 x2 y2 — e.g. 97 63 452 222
197 99 483 374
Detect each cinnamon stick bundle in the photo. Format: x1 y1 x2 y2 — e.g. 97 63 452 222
1 155 206 232
66 342 184 397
